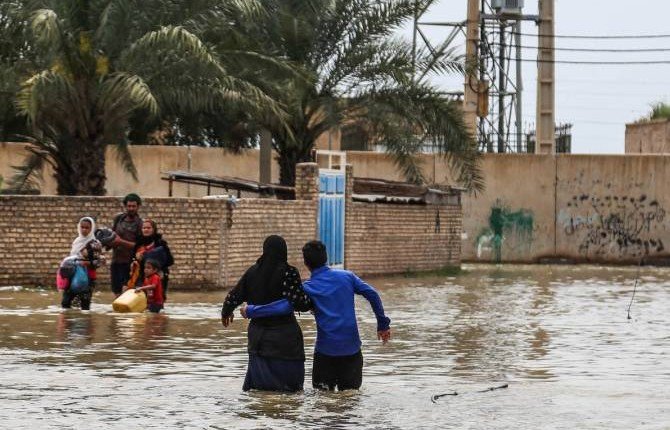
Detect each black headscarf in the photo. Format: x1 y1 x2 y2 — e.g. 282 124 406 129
224 235 304 360
245 235 289 305
136 219 161 247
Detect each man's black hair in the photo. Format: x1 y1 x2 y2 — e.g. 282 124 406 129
123 193 142 205
302 240 328 269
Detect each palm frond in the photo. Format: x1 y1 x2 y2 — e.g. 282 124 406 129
414 45 465 83
96 0 133 57
217 49 312 85
323 37 416 93
220 0 265 20
16 69 75 126
30 8 61 49
7 144 47 193
349 83 483 191
383 135 427 185
122 26 221 74
97 72 159 118
112 141 138 181
315 0 418 77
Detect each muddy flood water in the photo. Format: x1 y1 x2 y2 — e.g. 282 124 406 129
0 264 668 429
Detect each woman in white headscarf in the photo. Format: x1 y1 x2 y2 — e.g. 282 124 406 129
61 217 103 310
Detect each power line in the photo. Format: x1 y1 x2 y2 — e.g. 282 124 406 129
511 31 670 40
456 47 670 63
522 117 625 125
493 44 670 53
556 91 670 98
513 58 670 65
559 78 670 86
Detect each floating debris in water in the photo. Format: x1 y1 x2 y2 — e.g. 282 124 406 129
431 383 509 403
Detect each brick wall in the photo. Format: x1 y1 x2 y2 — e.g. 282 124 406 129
343 164 461 276
222 199 318 286
345 203 461 276
0 196 226 289
0 163 320 289
0 162 463 288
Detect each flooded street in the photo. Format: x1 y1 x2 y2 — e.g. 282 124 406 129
1 264 669 429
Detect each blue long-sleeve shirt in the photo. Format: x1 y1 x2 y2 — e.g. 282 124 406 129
247 266 390 356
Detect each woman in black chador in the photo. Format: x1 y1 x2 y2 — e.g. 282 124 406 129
221 235 312 391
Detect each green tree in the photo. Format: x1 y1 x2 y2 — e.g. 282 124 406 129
205 0 482 189
648 102 670 121
2 0 277 194
0 1 32 142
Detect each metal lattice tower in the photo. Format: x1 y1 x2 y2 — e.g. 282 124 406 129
413 0 540 153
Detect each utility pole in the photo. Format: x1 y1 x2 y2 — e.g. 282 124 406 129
498 22 505 153
463 0 480 136
535 0 555 154
515 20 523 152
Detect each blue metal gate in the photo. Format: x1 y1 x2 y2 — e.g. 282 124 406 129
318 172 345 267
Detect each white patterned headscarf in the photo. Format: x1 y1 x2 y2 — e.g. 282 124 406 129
69 216 96 257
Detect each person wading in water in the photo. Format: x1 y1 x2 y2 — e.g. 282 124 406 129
109 193 143 298
244 240 391 391
221 235 312 392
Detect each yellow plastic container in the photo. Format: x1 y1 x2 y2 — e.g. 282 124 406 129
112 289 147 313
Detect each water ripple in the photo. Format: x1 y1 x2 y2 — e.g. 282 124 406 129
1 264 669 429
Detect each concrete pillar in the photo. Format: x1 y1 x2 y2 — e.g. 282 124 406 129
463 0 480 136
535 0 555 154
344 164 354 204
344 164 353 269
295 162 320 241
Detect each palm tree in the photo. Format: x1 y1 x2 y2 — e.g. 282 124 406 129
0 1 32 143
205 0 482 190
3 0 277 195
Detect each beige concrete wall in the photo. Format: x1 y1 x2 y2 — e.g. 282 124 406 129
555 155 670 263
459 154 670 263
314 128 342 151
346 151 438 182
339 152 670 264
107 145 282 197
0 144 432 196
0 143 280 197
625 120 670 154
343 152 550 262
460 155 555 262
0 142 56 193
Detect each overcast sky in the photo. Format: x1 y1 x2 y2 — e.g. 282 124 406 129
405 0 670 154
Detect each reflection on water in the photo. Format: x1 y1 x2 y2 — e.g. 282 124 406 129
1 264 669 429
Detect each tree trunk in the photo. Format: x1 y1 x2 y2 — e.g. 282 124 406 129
276 136 314 187
278 145 298 186
55 137 107 195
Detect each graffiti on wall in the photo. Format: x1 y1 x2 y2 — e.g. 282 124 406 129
559 194 666 257
476 201 534 262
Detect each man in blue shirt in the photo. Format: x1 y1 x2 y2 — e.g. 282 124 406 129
243 240 391 391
